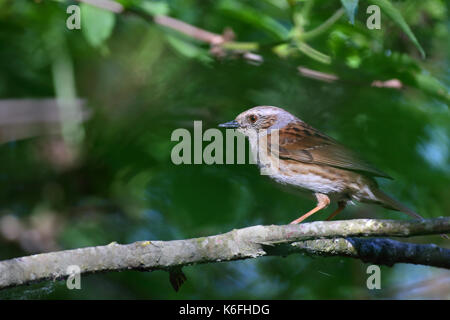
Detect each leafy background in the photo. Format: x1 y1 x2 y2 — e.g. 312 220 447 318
0 0 449 299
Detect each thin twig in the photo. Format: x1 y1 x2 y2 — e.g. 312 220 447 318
302 8 346 40
73 0 404 89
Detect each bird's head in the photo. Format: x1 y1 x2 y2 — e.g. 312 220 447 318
219 106 298 136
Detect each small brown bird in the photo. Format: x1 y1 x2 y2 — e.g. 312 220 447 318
219 106 425 224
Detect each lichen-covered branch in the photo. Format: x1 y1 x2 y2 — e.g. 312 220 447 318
0 218 449 290
289 238 450 268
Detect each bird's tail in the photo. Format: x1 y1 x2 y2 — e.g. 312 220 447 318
373 189 449 239
373 189 424 220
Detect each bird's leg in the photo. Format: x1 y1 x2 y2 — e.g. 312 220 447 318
290 193 330 224
325 201 346 221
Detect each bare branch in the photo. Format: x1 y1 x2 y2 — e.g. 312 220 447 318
371 79 404 89
298 67 339 82
0 218 449 290
0 99 90 144
154 15 224 45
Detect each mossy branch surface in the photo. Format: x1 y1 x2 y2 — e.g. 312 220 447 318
0 218 449 290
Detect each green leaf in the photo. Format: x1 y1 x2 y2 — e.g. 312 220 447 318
370 0 425 58
218 0 289 41
81 3 116 48
414 73 450 104
138 1 170 16
166 36 212 63
340 0 358 24
115 0 133 8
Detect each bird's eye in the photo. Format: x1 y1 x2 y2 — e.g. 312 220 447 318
248 114 258 123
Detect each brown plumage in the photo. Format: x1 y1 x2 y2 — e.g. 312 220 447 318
219 106 426 224
269 120 392 179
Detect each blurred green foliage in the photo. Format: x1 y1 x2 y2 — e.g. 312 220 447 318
0 0 449 299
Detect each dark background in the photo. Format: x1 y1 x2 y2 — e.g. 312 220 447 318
0 0 449 299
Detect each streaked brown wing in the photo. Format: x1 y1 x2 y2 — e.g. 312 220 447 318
268 121 392 179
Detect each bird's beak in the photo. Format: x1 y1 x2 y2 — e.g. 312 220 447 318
219 120 240 128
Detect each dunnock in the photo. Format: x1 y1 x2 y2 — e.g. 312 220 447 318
219 106 426 224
